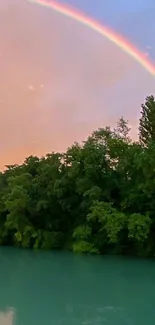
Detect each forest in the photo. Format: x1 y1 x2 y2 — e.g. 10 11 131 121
0 95 155 256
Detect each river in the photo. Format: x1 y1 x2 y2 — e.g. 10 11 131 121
0 247 155 324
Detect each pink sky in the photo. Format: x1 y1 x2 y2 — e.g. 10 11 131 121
0 0 155 169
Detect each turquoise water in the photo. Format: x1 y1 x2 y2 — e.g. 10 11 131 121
0 247 155 324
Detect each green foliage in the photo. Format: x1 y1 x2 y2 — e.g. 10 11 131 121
73 225 92 240
128 213 151 242
87 201 126 244
33 230 42 249
0 95 155 256
139 95 155 146
72 225 98 254
73 241 98 254
41 231 64 250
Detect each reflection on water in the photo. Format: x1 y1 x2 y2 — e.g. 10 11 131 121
0 309 14 325
0 305 133 325
53 304 132 324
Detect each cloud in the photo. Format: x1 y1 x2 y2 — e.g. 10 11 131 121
0 0 155 169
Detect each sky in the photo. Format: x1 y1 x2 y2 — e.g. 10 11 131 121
0 0 155 170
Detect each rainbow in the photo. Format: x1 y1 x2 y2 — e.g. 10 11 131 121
27 0 155 77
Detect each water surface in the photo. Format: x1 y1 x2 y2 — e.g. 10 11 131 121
0 247 155 324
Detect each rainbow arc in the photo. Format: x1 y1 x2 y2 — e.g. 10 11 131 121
27 0 155 77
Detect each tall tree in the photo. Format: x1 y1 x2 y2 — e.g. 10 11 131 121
139 95 155 146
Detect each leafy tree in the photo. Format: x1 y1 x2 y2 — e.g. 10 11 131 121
0 95 154 256
114 117 131 143
87 201 126 247
128 213 151 242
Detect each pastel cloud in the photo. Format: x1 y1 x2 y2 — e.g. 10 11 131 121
0 0 154 169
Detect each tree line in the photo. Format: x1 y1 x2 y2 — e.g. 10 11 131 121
1 95 155 256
